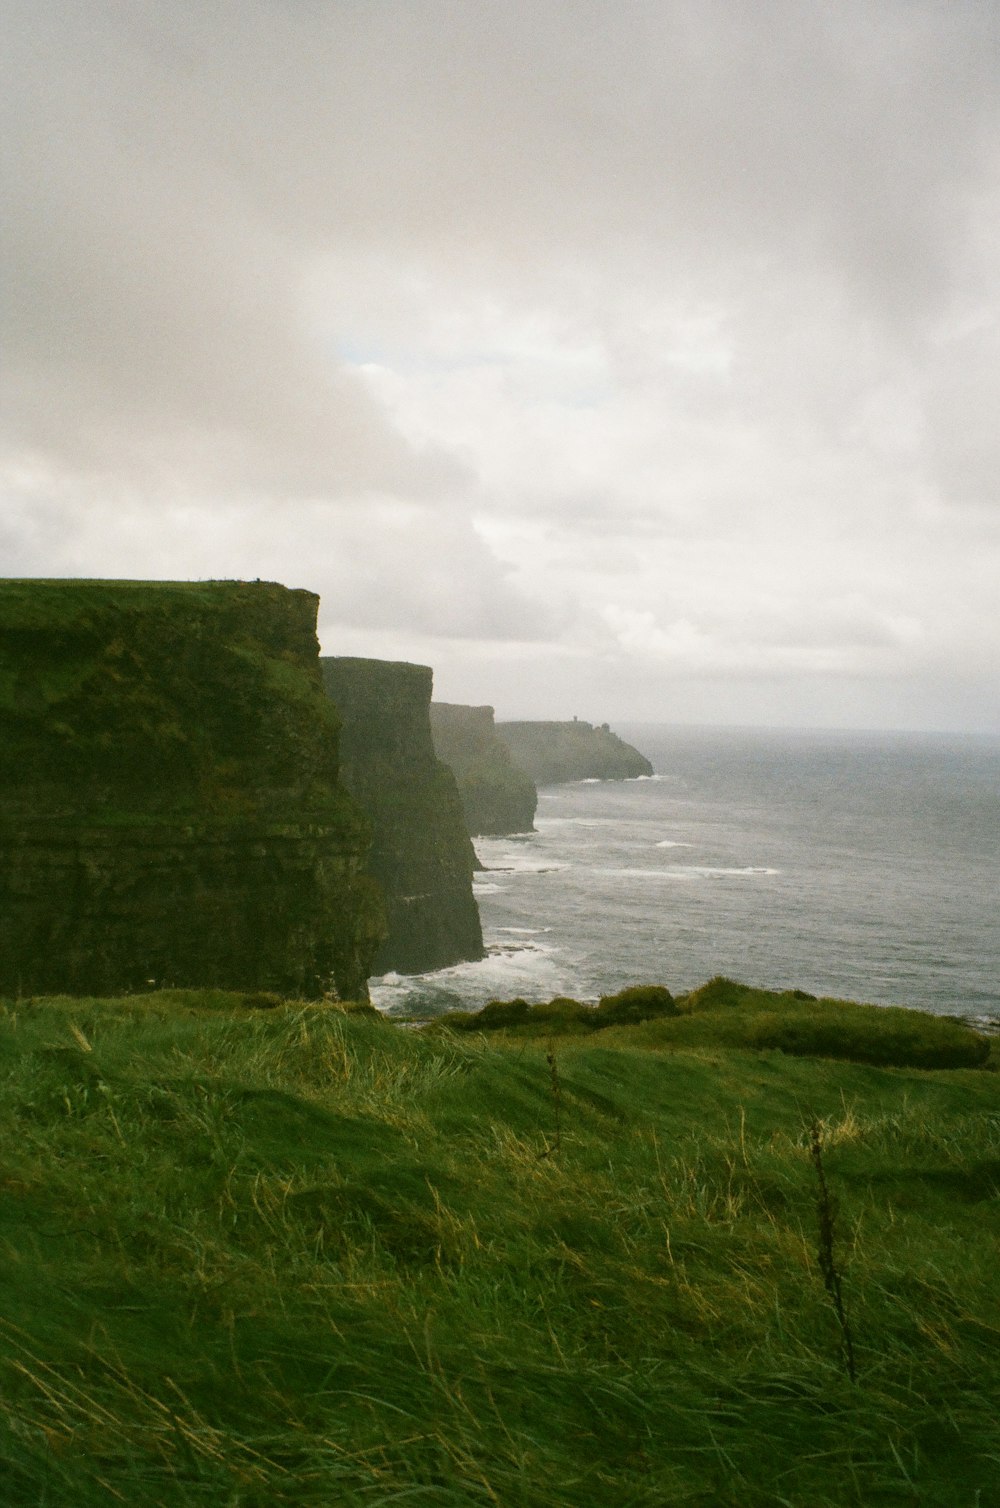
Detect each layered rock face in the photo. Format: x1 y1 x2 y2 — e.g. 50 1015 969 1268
321 659 484 974
496 720 654 785
429 702 537 836
0 580 384 999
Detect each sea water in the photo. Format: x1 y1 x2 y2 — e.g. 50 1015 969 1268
370 726 1000 1026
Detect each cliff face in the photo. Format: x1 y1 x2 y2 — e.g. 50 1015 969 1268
496 720 654 785
320 659 484 975
0 580 384 999
429 703 537 836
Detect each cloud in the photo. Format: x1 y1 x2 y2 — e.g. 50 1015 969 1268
2 0 464 500
2 0 999 730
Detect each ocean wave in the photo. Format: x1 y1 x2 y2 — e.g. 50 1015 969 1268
369 934 570 1017
655 839 694 848
536 817 617 829
478 856 569 876
595 865 780 880
689 865 781 877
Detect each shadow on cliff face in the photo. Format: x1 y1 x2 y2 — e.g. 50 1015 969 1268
0 580 384 999
321 658 484 976
429 702 538 837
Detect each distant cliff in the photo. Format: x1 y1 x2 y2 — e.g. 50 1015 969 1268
321 659 484 975
430 703 537 836
496 720 654 785
0 580 384 999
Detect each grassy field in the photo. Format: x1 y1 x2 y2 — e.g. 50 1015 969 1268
1 988 998 1505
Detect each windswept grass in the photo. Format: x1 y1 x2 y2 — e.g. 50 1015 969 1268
1 988 998 1505
438 976 994 1071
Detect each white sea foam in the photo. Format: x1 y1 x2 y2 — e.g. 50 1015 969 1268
479 855 569 875
472 881 507 893
369 933 569 1016
655 839 694 848
596 865 780 880
536 816 617 829
690 865 781 877
964 1013 1000 1035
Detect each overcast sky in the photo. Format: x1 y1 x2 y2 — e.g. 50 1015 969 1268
3 1 999 731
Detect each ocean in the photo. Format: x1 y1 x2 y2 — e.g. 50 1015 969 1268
370 726 1000 1027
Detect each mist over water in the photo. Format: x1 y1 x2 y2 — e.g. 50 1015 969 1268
371 726 1000 1025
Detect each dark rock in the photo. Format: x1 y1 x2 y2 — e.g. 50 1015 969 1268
321 658 484 975
496 719 654 785
429 702 537 836
0 579 384 1000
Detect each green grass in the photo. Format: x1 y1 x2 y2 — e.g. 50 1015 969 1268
1 988 998 1505
437 977 995 1070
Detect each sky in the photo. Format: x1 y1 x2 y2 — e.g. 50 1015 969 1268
3 1 999 732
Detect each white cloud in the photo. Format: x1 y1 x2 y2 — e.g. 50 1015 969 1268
2 0 999 730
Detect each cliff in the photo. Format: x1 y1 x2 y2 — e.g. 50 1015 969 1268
496 719 654 785
321 659 484 975
429 702 537 835
0 580 384 999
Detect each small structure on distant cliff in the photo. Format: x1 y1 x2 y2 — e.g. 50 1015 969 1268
0 580 384 999
496 720 654 785
429 703 537 836
321 659 484 975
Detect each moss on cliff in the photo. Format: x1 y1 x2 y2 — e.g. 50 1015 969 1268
497 718 654 785
321 659 484 975
429 702 538 836
0 580 344 818
0 580 384 998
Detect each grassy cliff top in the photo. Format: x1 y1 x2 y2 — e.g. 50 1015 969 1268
1 984 997 1505
320 656 434 712
320 657 437 769
429 700 538 834
497 717 655 784
0 578 344 820
1 574 310 616
430 701 520 768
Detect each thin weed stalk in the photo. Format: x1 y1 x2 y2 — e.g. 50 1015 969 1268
539 1043 562 1159
809 1119 858 1383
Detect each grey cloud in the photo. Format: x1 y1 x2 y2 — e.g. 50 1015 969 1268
6 486 561 647
922 322 1000 513
2 0 999 730
9 2 999 312
2 0 465 499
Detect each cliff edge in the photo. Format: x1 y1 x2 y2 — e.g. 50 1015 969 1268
430 702 537 836
496 719 654 785
0 580 384 999
321 659 484 975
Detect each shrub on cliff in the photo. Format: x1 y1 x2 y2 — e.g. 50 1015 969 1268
436 997 586 1033
475 997 533 1029
742 1003 991 1070
594 984 677 1027
525 997 592 1029
433 979 990 1070
673 977 990 1070
682 975 755 1011
437 988 676 1035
